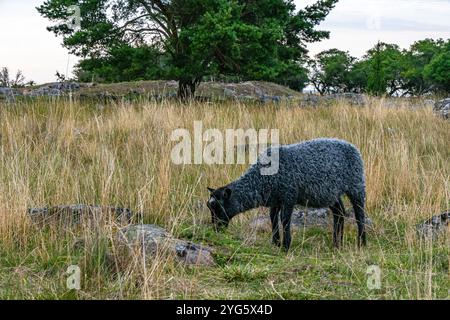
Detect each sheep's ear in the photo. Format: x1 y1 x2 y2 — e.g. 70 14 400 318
207 187 215 194
224 188 232 200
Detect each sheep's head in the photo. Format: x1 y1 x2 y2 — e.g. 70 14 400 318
206 187 234 231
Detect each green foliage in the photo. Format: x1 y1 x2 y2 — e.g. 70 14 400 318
311 38 450 96
402 39 446 95
309 49 356 94
424 41 450 94
0 67 27 88
75 44 169 83
366 42 406 96
38 0 338 98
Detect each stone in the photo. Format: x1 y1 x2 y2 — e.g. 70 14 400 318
0 87 14 95
23 82 81 97
417 212 449 240
257 94 282 104
0 87 17 103
249 207 373 233
300 93 367 107
27 204 135 227
434 98 450 119
300 94 321 107
116 224 215 267
424 99 435 107
224 88 237 98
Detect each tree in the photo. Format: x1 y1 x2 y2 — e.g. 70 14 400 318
0 67 27 88
37 0 338 100
309 48 355 94
0 67 10 87
402 38 445 95
74 44 168 83
347 59 369 93
365 42 406 96
424 40 450 94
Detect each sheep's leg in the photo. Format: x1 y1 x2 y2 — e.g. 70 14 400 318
349 194 367 247
270 207 281 247
330 198 346 248
280 206 294 251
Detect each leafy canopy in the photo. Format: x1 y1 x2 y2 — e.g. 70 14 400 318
38 0 338 98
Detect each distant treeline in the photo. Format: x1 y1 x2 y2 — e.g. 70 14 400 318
308 39 450 96
74 38 449 97
35 0 449 98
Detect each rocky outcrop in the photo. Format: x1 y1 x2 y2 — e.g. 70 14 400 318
116 224 215 267
0 87 15 95
300 93 367 107
249 208 373 233
27 204 135 227
434 98 450 119
417 212 449 240
23 82 82 97
222 87 284 104
0 87 17 102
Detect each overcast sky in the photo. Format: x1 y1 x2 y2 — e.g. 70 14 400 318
1 0 449 84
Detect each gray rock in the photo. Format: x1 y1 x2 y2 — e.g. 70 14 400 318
434 98 450 119
0 87 17 103
48 82 80 91
49 88 62 96
291 208 331 227
257 94 282 104
332 93 366 105
224 88 237 98
237 95 256 103
27 204 135 227
424 99 435 107
116 224 215 267
0 87 14 95
417 212 449 240
23 82 81 97
249 208 373 233
300 93 367 107
300 94 322 107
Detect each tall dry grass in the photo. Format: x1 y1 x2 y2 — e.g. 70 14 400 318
0 97 448 299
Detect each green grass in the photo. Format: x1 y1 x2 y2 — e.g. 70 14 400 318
0 97 448 299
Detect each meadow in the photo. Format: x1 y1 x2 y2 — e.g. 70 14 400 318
0 97 448 299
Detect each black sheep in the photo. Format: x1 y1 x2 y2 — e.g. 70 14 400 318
207 138 367 251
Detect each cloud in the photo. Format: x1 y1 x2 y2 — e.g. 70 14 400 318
295 0 450 56
1 0 449 84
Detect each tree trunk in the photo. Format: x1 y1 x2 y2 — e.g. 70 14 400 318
177 78 200 102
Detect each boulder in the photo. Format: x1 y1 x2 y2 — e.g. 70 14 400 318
0 87 14 96
23 82 81 97
424 99 435 107
257 93 282 104
249 208 373 233
27 204 135 227
224 88 237 98
0 87 18 103
434 98 450 119
300 93 367 107
249 208 331 233
116 224 215 267
416 212 449 240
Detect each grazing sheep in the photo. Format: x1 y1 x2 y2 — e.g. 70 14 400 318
207 138 367 251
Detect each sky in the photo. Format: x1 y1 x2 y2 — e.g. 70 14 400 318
0 0 449 84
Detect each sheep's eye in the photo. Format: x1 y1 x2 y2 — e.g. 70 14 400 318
208 198 218 209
